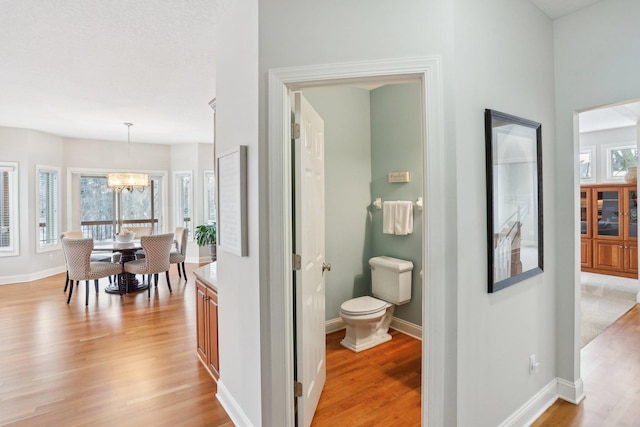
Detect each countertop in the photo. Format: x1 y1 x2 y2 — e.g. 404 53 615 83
193 262 217 292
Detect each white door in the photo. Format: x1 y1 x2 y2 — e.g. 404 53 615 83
293 92 326 427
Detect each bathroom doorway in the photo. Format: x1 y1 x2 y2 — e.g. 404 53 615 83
292 80 424 425
266 57 448 427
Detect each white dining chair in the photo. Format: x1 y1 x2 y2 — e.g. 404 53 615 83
61 230 113 292
170 227 188 280
124 233 174 298
62 238 123 305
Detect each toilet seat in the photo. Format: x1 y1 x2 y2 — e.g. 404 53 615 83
340 296 388 316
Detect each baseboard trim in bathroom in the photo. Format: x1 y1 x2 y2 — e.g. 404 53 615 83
390 318 422 341
325 318 346 334
324 316 422 340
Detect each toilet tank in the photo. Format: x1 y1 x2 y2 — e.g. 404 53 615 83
369 256 413 305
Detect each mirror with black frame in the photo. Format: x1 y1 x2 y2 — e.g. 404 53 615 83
485 109 543 293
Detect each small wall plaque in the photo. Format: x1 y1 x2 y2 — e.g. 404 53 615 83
388 171 410 183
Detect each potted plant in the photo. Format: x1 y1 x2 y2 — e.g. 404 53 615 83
195 223 217 261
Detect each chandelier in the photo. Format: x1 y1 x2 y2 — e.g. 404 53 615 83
107 123 149 192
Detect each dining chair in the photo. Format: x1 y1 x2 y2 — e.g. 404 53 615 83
127 226 153 260
62 238 123 305
123 233 174 298
61 230 113 292
170 227 189 280
128 226 153 238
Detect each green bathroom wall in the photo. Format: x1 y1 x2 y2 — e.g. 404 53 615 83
303 82 423 327
370 83 423 326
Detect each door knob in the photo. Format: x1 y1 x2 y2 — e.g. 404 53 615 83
322 263 332 272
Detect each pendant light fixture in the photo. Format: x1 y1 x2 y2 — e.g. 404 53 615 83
107 123 149 192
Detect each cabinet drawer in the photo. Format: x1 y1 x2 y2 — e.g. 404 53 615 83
593 240 625 271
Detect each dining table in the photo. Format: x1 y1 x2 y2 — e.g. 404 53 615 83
93 240 149 294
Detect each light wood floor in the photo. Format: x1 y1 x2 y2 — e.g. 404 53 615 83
533 304 640 426
0 265 422 427
312 330 422 427
0 265 233 427
4 266 639 427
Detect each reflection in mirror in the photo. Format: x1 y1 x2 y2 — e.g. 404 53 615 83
485 109 543 293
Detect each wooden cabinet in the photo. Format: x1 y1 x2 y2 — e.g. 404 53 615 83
196 279 219 381
581 184 638 278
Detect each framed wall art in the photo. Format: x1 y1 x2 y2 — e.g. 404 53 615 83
485 109 543 293
216 145 248 257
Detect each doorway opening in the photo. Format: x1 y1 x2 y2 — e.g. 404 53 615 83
293 82 424 425
576 100 640 347
265 57 448 427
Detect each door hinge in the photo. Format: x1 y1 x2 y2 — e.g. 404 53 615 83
294 381 303 397
292 253 301 271
291 122 300 139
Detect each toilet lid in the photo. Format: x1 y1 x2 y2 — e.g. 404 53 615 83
340 296 387 316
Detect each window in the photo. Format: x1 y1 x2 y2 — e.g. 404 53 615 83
79 174 162 239
0 162 19 256
204 170 216 224
580 146 595 183
175 171 193 236
37 166 60 251
606 144 637 180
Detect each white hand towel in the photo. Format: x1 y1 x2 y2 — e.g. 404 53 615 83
394 201 413 235
383 201 396 234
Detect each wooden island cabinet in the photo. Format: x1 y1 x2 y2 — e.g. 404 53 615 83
194 263 219 381
581 184 638 278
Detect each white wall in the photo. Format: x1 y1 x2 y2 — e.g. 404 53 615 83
213 0 575 426
170 143 214 262
453 0 557 425
0 128 66 280
255 1 458 425
554 0 640 391
214 0 262 426
0 126 212 283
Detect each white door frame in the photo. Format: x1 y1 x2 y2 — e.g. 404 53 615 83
265 57 447 426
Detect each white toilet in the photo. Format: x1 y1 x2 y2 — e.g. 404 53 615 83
339 256 413 352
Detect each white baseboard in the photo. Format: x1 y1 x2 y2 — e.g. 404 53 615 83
325 318 345 334
186 255 214 264
498 377 585 427
557 377 585 404
0 265 66 286
216 379 255 427
325 316 422 340
390 317 422 340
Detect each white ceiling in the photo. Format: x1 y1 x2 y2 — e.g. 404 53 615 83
0 1 612 145
529 0 602 19
580 102 640 133
0 0 216 144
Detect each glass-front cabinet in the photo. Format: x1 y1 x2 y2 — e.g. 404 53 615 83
580 189 592 238
581 184 638 278
594 189 621 239
626 187 637 239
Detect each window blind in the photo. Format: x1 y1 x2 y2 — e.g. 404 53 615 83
38 169 59 246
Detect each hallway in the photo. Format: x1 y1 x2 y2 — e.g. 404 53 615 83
533 304 640 426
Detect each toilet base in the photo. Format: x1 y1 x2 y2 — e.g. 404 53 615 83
339 305 394 353
340 331 392 353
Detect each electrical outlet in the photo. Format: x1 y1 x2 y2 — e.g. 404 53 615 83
529 354 540 374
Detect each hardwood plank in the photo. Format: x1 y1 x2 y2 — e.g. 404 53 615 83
0 265 423 426
312 330 422 427
0 265 232 427
532 305 640 427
